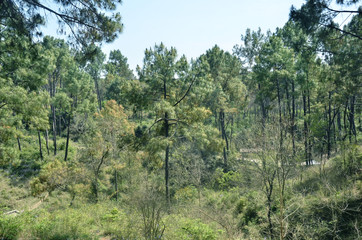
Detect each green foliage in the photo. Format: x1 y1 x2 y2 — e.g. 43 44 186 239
177 217 219 240
100 207 141 239
2 0 123 46
0 215 22 240
175 186 198 202
31 209 95 240
234 192 262 229
0 3 361 240
213 168 242 190
335 143 362 177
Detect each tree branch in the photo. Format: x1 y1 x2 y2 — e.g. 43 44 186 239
148 118 164 133
325 6 360 14
173 76 196 107
320 23 362 40
96 147 109 177
24 0 102 31
0 103 7 109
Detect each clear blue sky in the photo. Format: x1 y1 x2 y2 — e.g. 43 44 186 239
103 0 305 71
41 0 355 71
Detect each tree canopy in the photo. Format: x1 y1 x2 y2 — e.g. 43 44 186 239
1 0 123 45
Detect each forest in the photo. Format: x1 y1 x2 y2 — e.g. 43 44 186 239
0 0 361 239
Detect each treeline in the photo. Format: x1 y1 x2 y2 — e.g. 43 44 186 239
0 1 361 239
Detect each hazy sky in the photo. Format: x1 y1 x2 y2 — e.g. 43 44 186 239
41 0 356 71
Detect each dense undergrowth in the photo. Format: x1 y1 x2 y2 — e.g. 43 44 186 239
1 142 360 240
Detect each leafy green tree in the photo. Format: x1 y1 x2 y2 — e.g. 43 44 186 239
233 28 265 71
106 50 135 80
137 43 206 204
41 36 73 155
234 29 269 128
0 29 50 164
104 50 144 114
83 46 106 110
201 46 247 170
81 100 133 201
254 34 295 144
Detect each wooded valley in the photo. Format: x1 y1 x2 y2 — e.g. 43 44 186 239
0 0 361 239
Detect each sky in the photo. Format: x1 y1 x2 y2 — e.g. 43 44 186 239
104 0 305 71
41 0 357 72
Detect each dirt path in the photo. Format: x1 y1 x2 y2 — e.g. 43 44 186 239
29 192 49 211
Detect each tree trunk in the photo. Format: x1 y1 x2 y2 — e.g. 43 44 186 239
230 115 234 151
64 113 71 161
327 91 332 159
38 131 43 160
337 111 342 132
45 130 49 155
259 83 267 127
307 93 312 165
52 105 57 155
276 78 283 149
164 112 170 206
349 95 356 143
114 170 118 201
344 100 348 139
220 110 229 171
17 136 21 151
332 107 337 147
58 114 62 137
303 93 309 166
163 76 170 206
291 80 296 156
266 177 274 238
94 77 102 110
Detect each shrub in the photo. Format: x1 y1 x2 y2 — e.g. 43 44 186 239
175 186 198 202
31 209 94 240
101 207 141 240
177 218 218 240
0 215 22 240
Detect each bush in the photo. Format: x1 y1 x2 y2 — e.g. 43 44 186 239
175 186 198 202
31 209 94 240
234 195 261 228
177 217 219 240
0 215 22 240
101 207 141 239
213 168 242 190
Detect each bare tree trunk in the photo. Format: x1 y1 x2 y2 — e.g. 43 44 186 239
50 73 57 156
230 115 234 151
58 115 62 137
303 93 309 166
17 136 21 151
52 105 57 155
276 78 283 149
114 170 118 201
164 112 170 206
307 93 312 165
163 78 170 206
38 131 43 160
94 77 102 110
344 100 348 139
349 95 356 143
45 130 49 155
266 175 275 238
327 91 332 159
64 113 71 161
259 83 267 127
332 107 337 148
220 110 229 171
291 80 296 156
